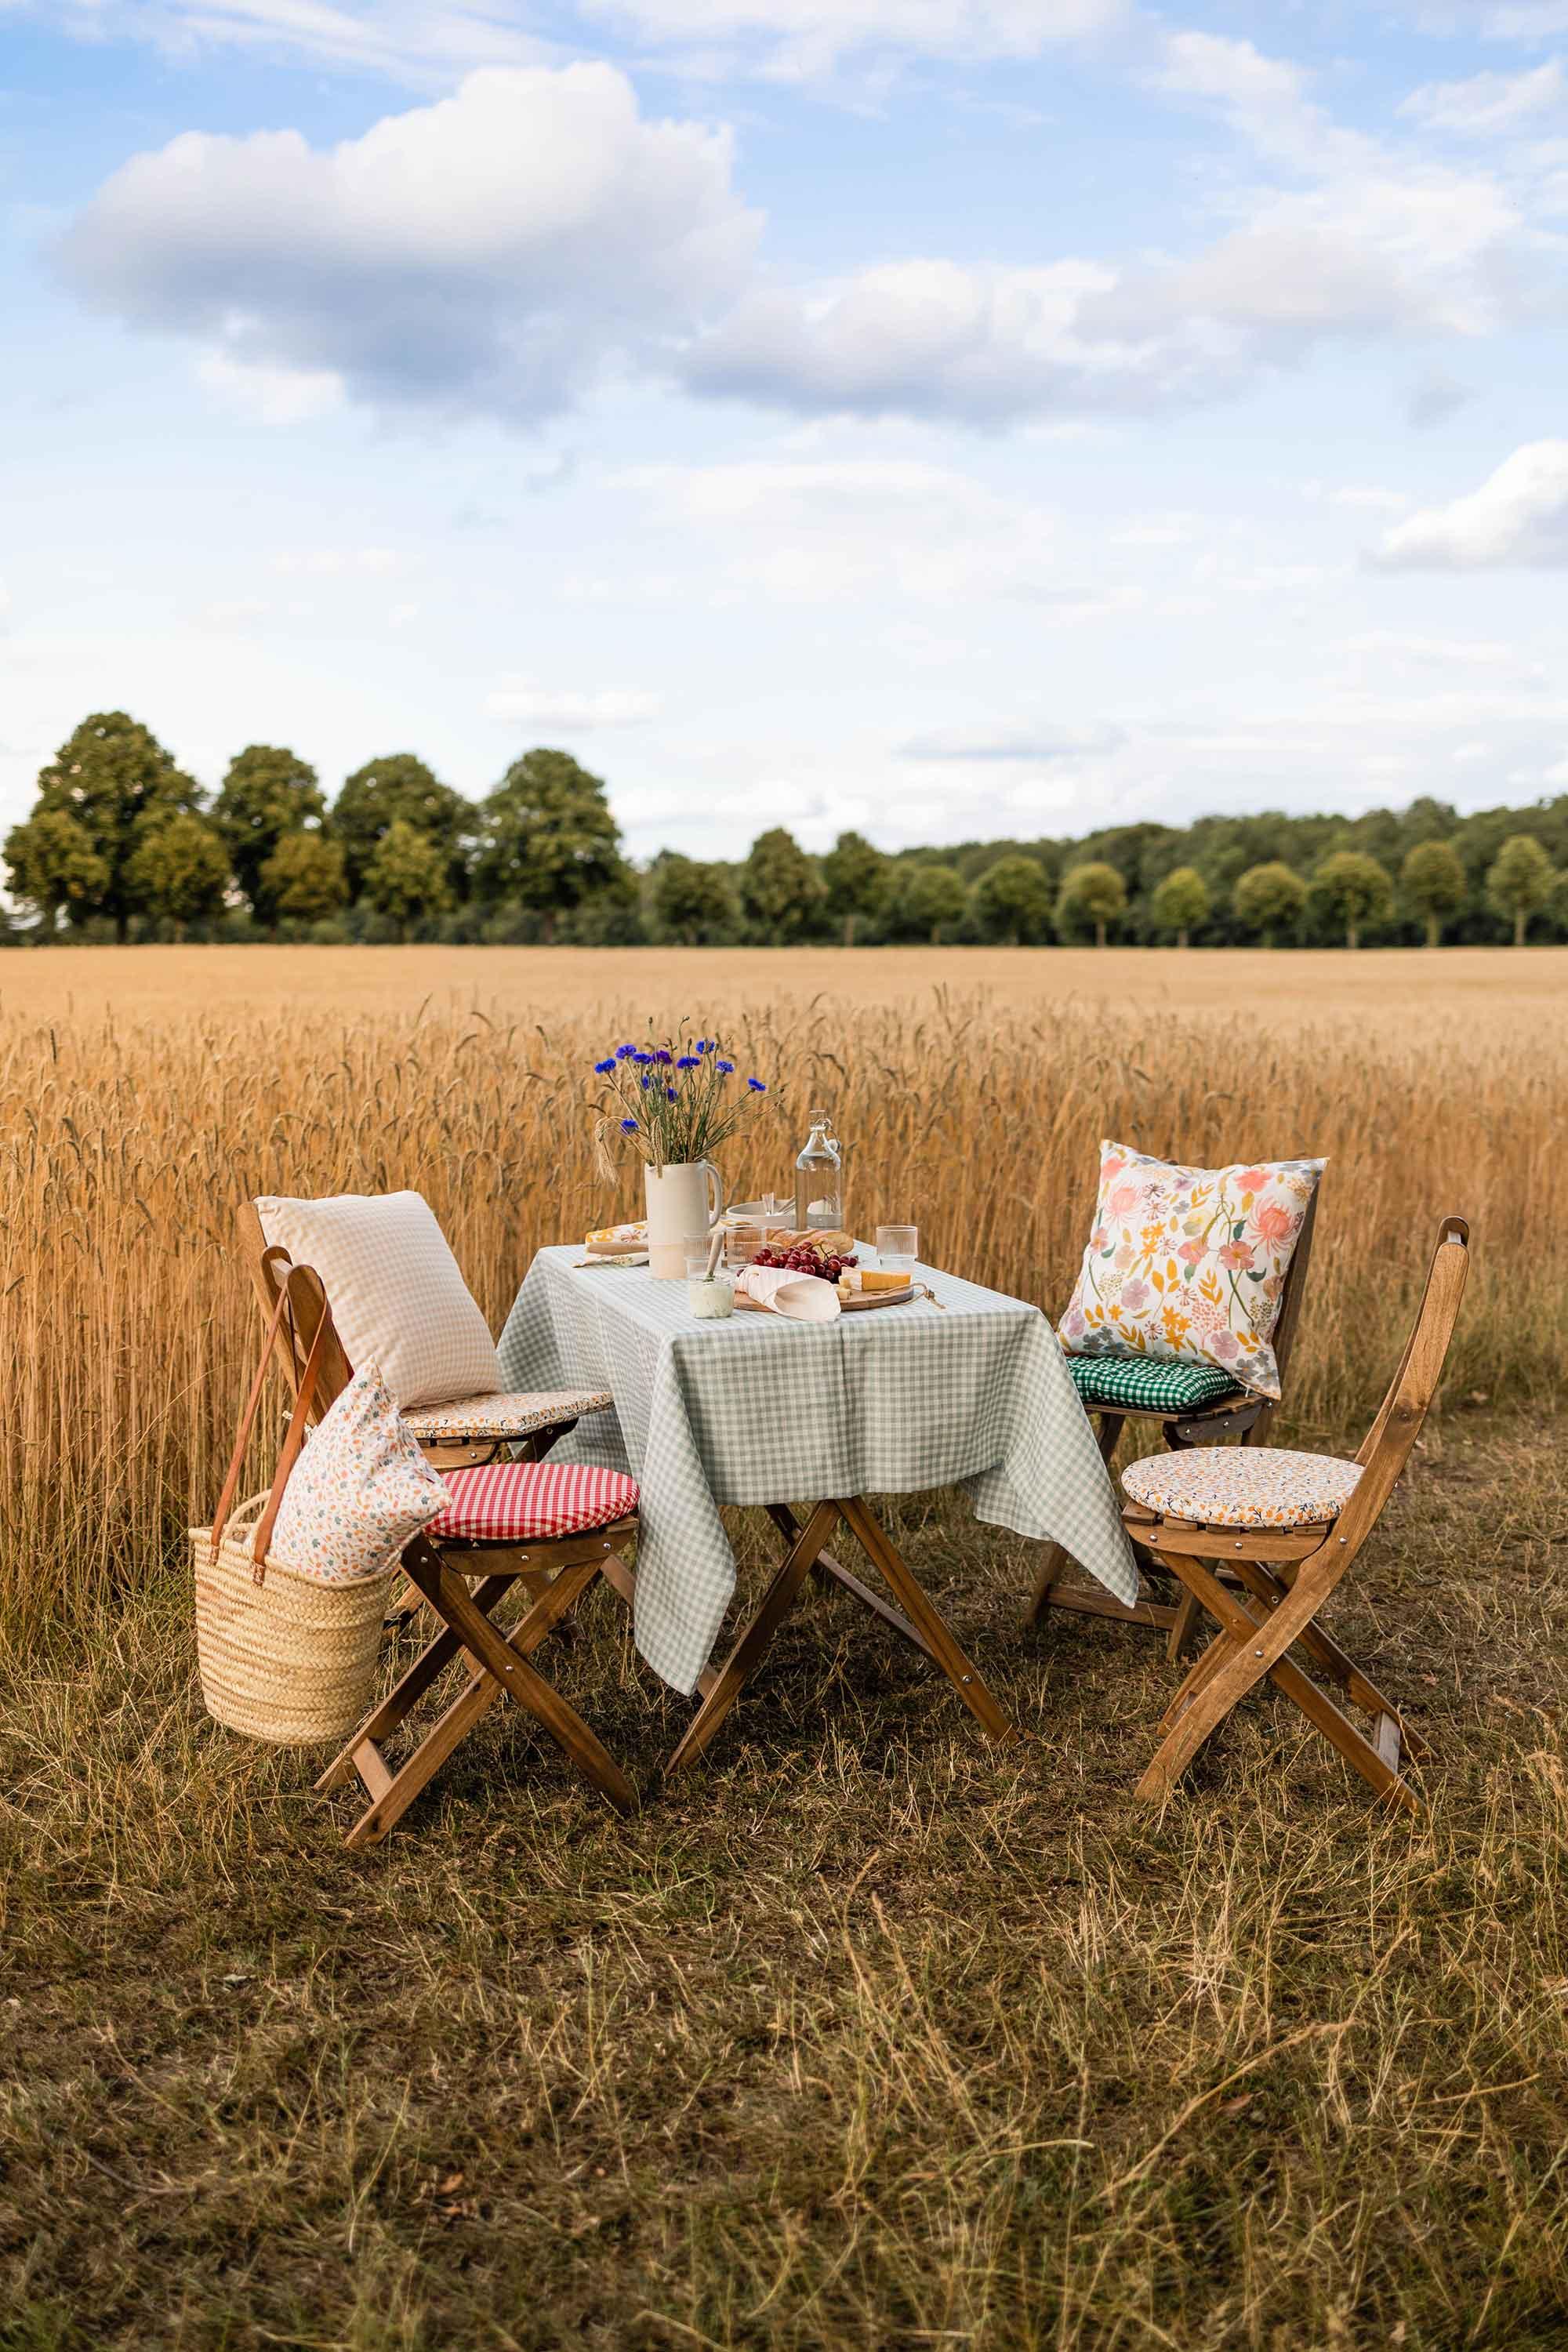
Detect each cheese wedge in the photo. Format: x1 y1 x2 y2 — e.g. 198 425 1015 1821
838 1268 910 1294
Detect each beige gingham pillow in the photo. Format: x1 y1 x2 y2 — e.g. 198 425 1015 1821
255 1191 501 1410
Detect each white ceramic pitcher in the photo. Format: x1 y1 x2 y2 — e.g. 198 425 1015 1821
644 1160 727 1280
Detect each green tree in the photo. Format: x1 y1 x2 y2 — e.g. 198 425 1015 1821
1400 838 1468 949
821 829 889 947
364 818 452 939
473 749 626 945
2 809 110 933
334 754 472 900
125 811 231 938
1232 861 1307 946
1486 833 1557 946
1311 850 1394 949
898 862 968 945
740 827 825 942
1149 865 1210 949
971 854 1053 945
649 853 737 945
1056 860 1127 948
214 744 328 927
23 711 201 940
260 829 349 924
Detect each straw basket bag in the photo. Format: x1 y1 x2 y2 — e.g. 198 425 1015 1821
192 1281 399 1747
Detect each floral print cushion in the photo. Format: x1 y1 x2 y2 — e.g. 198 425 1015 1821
270 1363 449 1584
1058 1140 1325 1401
1122 1445 1361 1530
401 1388 613 1442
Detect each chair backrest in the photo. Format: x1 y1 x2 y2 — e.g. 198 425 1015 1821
1330 1214 1469 1560
235 1202 354 1421
1267 1181 1319 1401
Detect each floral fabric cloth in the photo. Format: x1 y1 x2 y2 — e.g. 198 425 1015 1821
1058 1140 1324 1401
270 1363 449 1584
401 1388 613 1443
1122 1445 1361 1530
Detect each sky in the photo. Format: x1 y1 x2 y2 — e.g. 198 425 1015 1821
2 0 1566 864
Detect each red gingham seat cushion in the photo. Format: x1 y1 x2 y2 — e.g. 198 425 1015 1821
430 1461 639 1544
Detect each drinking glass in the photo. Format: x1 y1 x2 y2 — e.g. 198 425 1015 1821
876 1224 919 1273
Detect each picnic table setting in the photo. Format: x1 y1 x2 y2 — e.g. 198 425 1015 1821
192 1029 1471 1850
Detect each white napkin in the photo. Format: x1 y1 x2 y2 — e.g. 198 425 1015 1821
735 1265 841 1321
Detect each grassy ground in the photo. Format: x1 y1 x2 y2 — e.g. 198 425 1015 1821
3 1402 1566 2351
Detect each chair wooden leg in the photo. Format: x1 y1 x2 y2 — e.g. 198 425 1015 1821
1229 1557 1432 1764
1157 1624 1241 1735
1138 1549 1421 1810
1165 1585 1203 1666
318 1572 515 1792
837 1497 1014 1745
665 1501 839 1776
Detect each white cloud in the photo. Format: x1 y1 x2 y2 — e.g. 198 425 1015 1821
1305 482 1412 512
484 678 664 727
583 0 1123 78
270 547 402 576
1401 60 1567 134
8 0 552 84
58 64 760 426
615 456 1062 603
1371 442 1568 568
197 349 345 425
901 721 1124 762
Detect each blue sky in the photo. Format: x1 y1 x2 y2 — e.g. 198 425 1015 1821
2 0 1566 862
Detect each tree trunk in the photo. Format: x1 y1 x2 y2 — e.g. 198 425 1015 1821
844 912 856 948
1515 907 1527 947
542 907 557 946
1346 920 1359 951
1094 920 1106 949
930 924 942 946
1425 913 1439 949
1177 927 1189 950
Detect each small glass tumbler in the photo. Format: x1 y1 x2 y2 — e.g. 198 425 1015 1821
686 1247 735 1319
876 1224 920 1274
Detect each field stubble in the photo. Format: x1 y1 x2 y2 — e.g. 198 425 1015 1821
0 946 1566 2349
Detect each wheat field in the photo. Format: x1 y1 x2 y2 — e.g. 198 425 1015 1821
2 944 1567 2349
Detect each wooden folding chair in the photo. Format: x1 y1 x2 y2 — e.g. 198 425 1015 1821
256 1258 638 1846
1027 1188 1319 1659
1120 1215 1468 1813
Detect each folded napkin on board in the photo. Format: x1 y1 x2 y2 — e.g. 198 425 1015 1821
734 1265 841 1321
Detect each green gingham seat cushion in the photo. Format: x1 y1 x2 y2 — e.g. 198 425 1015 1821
1067 1355 1241 1413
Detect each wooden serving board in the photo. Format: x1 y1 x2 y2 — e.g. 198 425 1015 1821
735 1284 915 1313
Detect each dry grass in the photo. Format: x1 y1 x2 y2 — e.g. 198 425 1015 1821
1 948 1566 2348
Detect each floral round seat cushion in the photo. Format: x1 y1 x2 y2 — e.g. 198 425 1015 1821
430 1461 639 1544
401 1388 614 1443
1122 1446 1362 1530
1058 1139 1325 1402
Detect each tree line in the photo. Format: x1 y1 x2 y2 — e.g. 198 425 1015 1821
5 710 1566 949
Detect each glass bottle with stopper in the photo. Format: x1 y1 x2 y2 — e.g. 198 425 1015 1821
794 1107 842 1232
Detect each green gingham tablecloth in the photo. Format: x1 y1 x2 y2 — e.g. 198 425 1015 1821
498 1248 1140 1696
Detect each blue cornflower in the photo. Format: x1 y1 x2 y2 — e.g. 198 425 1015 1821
615 1044 637 1060
654 1047 673 1065
666 1084 678 1101
632 1051 653 1065
594 1058 615 1074
717 1059 735 1075
619 1117 638 1133
675 1054 699 1069
695 1039 710 1054
748 1076 767 1092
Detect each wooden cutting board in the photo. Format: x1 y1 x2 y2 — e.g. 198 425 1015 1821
734 1283 915 1313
